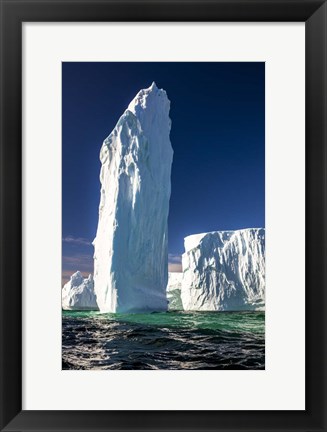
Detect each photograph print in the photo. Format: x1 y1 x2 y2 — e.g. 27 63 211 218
62 62 265 370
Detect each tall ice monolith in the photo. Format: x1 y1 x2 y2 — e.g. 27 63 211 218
93 83 173 313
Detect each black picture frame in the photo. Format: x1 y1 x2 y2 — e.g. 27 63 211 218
1 0 326 431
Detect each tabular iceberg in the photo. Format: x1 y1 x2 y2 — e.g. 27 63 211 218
181 228 265 311
62 271 98 311
93 83 173 313
167 272 183 311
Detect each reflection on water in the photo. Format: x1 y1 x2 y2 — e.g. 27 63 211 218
62 310 265 370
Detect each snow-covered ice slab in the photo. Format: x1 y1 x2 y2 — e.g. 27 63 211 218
167 272 183 311
181 228 265 311
62 271 98 311
93 83 173 313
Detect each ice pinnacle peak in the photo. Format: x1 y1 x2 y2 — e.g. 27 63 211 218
127 82 169 117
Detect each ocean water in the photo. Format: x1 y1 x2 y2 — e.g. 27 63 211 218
62 310 265 370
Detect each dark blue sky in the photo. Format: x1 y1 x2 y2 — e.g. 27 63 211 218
62 62 265 281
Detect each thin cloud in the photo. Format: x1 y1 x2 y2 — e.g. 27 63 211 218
168 254 182 272
168 253 182 264
62 254 93 270
62 235 92 246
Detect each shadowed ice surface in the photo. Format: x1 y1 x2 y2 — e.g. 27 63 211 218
62 311 265 370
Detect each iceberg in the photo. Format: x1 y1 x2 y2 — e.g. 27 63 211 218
181 228 265 311
62 271 98 311
93 83 173 313
167 272 183 311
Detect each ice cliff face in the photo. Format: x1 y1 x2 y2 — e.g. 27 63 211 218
167 272 183 311
181 228 265 311
62 271 98 311
93 83 173 313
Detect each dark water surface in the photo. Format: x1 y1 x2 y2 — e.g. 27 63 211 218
62 311 265 370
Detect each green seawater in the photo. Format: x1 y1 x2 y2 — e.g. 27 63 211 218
62 311 265 370
63 310 264 333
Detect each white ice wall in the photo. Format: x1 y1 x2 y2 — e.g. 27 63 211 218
181 228 265 311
